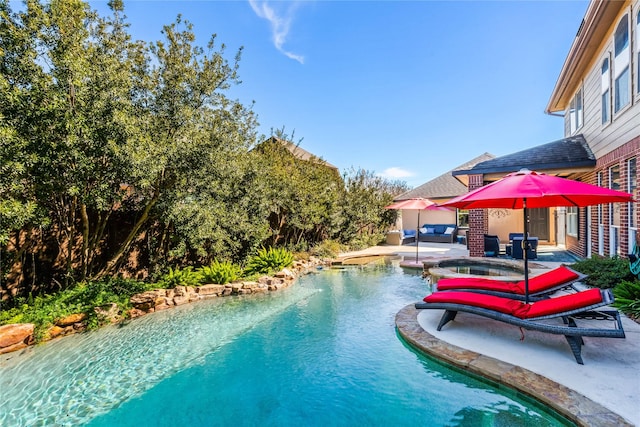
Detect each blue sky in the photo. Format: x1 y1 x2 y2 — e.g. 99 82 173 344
92 0 589 188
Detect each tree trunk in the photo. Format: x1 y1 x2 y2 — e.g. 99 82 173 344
80 202 89 281
93 190 160 279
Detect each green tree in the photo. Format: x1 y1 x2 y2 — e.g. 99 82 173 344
251 134 343 249
339 168 408 248
97 14 257 276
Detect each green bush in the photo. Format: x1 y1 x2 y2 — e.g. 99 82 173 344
311 239 347 258
613 279 640 319
198 260 242 285
157 266 202 288
245 247 294 275
570 256 635 289
347 232 386 251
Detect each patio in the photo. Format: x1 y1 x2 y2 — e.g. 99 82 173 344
339 241 640 426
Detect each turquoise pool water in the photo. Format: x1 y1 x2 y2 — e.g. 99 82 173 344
0 262 571 426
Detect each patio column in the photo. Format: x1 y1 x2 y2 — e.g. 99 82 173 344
467 174 488 257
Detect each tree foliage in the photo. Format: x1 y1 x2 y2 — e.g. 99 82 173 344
0 0 408 299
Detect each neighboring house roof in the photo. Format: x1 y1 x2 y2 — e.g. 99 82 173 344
261 136 339 170
546 0 625 113
395 152 495 200
452 135 595 177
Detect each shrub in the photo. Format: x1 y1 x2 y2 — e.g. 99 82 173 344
347 232 386 251
570 256 635 289
245 247 294 275
198 260 242 285
613 279 640 319
157 266 202 288
311 239 346 258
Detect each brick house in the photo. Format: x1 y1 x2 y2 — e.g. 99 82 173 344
453 0 640 259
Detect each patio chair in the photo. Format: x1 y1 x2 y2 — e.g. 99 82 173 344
415 288 625 364
510 236 538 260
435 265 587 300
483 234 501 257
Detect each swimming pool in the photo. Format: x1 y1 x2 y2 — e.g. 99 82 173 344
0 263 570 426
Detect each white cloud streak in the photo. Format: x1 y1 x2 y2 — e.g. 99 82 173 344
248 0 305 64
378 167 415 179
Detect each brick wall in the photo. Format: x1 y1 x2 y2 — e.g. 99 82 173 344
574 135 640 258
467 174 488 257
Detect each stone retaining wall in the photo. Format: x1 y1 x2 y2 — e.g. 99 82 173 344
0 258 325 355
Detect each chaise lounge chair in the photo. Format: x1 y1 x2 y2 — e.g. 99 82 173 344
435 265 587 300
415 288 625 364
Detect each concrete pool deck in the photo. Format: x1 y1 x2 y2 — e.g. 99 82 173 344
338 242 640 426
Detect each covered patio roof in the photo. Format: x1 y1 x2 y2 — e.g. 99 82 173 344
451 135 595 182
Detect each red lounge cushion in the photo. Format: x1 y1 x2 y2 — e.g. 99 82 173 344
524 288 603 319
522 266 580 294
424 291 528 317
437 278 520 293
436 266 580 295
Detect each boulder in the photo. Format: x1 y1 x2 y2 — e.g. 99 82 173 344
275 268 295 279
197 284 225 296
94 303 120 323
0 323 34 349
47 326 66 339
173 295 189 306
130 291 162 311
55 313 87 327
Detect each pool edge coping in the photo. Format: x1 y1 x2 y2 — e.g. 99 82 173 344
395 303 633 427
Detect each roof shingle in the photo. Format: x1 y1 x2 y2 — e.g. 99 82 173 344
396 152 495 200
452 135 595 177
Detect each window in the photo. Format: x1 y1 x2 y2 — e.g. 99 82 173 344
610 165 621 256
601 57 610 124
637 10 640 94
629 158 637 250
629 158 637 228
614 15 630 113
567 207 578 237
457 209 469 228
569 88 583 134
598 172 604 255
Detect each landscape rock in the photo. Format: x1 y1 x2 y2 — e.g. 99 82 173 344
0 256 329 355
55 313 87 327
197 284 225 296
94 303 120 323
0 323 35 348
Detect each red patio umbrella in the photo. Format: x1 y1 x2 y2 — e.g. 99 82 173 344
440 169 634 302
385 198 451 263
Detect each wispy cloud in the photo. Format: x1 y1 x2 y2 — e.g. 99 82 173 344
248 0 305 64
378 167 415 179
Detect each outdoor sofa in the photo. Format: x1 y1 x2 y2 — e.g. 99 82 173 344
418 224 457 243
415 288 625 364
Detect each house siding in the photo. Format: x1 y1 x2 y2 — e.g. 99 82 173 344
559 1 640 259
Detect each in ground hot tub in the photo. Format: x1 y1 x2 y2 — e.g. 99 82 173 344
424 257 525 283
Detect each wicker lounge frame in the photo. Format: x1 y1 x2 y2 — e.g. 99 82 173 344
415 289 625 364
435 266 588 301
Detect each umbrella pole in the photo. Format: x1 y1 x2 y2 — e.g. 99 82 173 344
415 210 420 263
523 199 529 303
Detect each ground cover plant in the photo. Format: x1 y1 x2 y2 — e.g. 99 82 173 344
0 278 154 341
